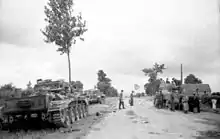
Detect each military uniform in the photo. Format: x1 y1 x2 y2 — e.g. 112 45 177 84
170 92 175 111
129 92 134 106
182 96 189 113
119 92 125 109
193 93 200 113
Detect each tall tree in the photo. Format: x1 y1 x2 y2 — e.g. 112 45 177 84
97 70 112 95
184 74 203 84
142 63 166 83
142 63 166 95
41 0 87 83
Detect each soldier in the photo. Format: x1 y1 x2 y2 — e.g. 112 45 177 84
170 90 175 111
194 88 200 113
129 91 134 106
201 91 208 104
159 90 164 108
119 90 125 109
155 90 163 109
211 94 217 110
182 95 189 113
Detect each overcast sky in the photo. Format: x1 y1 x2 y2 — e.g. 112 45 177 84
0 0 219 93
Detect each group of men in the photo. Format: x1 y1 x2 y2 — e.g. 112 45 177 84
154 88 202 113
118 90 134 109
117 88 218 113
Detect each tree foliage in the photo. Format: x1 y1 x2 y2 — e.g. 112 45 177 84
22 81 34 97
71 80 83 92
184 74 202 84
0 83 22 98
41 0 87 83
96 70 117 96
142 63 166 95
142 63 166 83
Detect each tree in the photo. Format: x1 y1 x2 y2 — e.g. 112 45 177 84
27 81 32 89
71 80 83 92
41 0 87 83
142 63 166 95
106 86 118 97
97 70 112 95
22 81 34 97
184 74 202 84
142 63 166 83
0 83 17 98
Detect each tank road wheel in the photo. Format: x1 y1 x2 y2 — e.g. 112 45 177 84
80 104 84 118
81 103 85 118
41 113 47 121
82 103 88 118
84 104 89 117
77 104 83 119
72 106 78 121
9 116 14 124
60 109 71 128
69 107 75 124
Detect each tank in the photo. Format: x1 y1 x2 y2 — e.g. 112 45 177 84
85 89 105 104
1 79 89 130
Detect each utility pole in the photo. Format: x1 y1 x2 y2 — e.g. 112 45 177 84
181 64 183 85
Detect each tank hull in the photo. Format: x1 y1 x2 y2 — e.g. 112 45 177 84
1 95 89 130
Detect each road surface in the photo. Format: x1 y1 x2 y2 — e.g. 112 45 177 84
84 97 220 139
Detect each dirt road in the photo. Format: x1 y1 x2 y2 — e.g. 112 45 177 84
84 97 220 139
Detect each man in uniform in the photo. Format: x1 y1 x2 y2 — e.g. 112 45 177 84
119 90 125 109
201 91 208 104
193 88 200 113
129 91 134 106
182 95 189 113
170 89 175 111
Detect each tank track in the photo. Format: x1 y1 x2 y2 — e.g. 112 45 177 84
51 102 88 128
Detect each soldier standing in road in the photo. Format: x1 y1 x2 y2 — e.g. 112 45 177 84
194 88 200 113
182 95 189 113
119 90 125 109
129 91 134 106
170 90 175 111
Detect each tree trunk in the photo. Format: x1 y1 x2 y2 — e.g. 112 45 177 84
67 52 71 83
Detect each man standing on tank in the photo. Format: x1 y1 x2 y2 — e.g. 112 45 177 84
119 90 125 109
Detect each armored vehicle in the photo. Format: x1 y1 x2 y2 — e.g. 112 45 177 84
1 79 89 130
85 89 105 104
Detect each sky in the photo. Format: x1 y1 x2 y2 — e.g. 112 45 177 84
0 0 219 93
